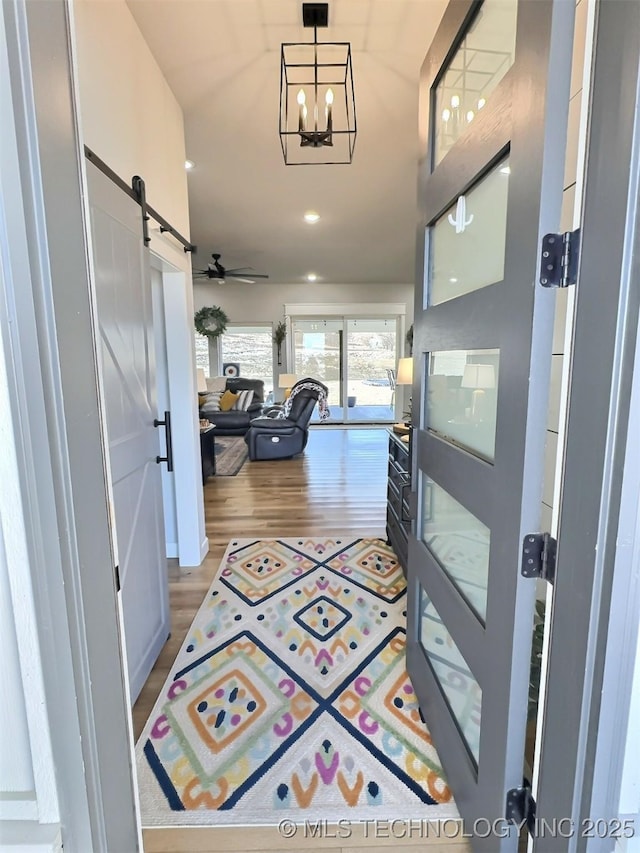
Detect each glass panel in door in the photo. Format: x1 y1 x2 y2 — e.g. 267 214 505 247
433 0 518 166
345 318 396 422
429 158 510 305
292 319 343 420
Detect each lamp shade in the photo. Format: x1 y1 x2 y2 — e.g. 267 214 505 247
278 373 297 388
396 358 414 385
461 363 495 390
196 367 208 393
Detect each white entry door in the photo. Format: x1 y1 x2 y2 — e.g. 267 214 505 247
87 162 169 703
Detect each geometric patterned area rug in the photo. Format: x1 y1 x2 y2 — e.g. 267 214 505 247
214 436 249 476
136 537 458 826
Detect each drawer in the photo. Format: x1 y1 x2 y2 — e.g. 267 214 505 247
386 512 408 570
389 446 409 468
388 483 402 519
388 461 410 491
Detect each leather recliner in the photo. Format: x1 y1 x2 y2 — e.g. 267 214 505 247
244 379 327 461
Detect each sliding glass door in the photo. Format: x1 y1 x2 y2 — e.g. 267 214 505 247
292 316 398 423
293 319 344 420
345 318 396 422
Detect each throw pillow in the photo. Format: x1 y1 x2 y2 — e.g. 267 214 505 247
219 390 239 412
200 391 222 413
206 376 227 393
232 389 255 411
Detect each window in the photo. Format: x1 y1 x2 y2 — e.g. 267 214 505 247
194 333 210 376
219 325 274 401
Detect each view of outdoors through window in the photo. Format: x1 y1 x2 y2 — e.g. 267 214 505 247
293 317 397 422
194 333 209 375
220 325 274 401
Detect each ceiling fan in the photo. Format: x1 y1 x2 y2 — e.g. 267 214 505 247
192 253 269 284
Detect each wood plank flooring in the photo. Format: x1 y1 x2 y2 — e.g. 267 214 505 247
135 427 468 853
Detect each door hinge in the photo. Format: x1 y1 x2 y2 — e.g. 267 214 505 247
506 780 536 836
114 564 121 592
521 532 556 583
539 228 580 287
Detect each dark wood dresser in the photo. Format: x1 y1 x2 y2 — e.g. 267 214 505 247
386 428 411 573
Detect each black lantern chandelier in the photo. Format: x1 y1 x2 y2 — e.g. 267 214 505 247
279 3 356 165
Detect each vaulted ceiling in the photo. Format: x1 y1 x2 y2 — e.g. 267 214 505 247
126 0 448 284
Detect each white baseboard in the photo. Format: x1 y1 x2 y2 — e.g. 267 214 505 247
0 797 38 821
199 536 210 563
0 822 62 852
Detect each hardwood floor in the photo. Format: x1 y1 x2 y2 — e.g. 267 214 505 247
135 427 467 852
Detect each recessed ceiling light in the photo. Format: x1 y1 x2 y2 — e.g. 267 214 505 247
306 273 318 282
449 277 458 283
185 159 195 170
500 166 511 175
304 211 320 224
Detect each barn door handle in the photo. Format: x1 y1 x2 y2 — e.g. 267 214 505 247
154 410 174 472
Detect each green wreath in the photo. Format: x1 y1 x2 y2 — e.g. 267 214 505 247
194 306 228 339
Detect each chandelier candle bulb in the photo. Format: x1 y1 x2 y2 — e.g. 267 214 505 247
325 87 334 131
297 89 306 132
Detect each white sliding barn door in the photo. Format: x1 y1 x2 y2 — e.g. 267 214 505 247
87 162 169 703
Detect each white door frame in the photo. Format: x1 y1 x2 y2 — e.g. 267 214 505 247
149 252 209 567
533 0 640 847
2 0 138 848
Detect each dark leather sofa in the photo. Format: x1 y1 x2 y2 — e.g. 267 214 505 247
200 377 264 436
244 379 326 460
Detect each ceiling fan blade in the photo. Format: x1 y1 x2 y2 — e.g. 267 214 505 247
229 276 257 284
225 267 254 274
228 273 269 280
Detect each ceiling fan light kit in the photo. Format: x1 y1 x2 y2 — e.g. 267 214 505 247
279 2 357 166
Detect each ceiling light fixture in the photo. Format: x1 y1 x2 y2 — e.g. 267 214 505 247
279 2 356 165
184 159 195 170
306 273 318 282
304 211 320 223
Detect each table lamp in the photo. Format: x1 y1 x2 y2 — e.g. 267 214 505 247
278 373 297 400
396 358 414 425
396 357 413 386
461 363 495 422
196 367 208 393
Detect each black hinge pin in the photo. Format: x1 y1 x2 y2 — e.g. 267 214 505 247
540 228 580 287
506 781 536 836
521 532 556 583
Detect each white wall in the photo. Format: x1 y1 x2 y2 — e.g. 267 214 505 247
194 280 414 322
73 0 206 566
73 0 189 236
